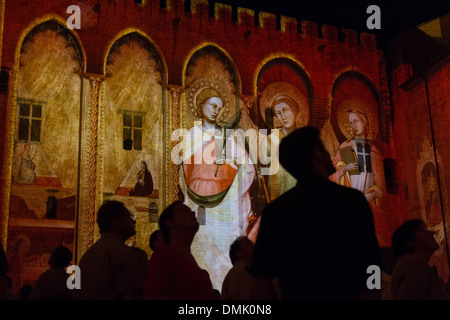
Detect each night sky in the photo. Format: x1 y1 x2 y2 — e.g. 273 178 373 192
215 0 449 49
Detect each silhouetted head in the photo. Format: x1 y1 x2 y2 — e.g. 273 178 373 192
49 246 72 269
391 219 439 259
279 126 336 179
159 201 199 243
96 200 136 240
19 285 33 300
229 236 254 265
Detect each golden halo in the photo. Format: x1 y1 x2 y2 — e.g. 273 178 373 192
337 98 379 141
259 82 309 128
187 79 231 119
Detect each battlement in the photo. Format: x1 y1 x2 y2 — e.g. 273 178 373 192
1 0 381 80
181 0 376 48
122 0 377 49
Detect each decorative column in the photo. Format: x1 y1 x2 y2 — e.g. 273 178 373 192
169 85 182 203
0 66 14 247
75 74 102 262
87 76 101 247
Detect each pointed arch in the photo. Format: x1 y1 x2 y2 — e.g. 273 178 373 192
183 43 241 94
330 70 383 143
104 29 167 83
254 56 314 130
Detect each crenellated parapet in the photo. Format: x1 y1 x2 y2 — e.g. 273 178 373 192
133 0 378 51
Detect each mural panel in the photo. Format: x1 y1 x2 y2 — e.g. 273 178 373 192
417 142 450 279
331 99 385 207
102 33 164 257
7 21 82 292
258 82 309 201
254 59 312 204
330 73 388 246
176 46 256 290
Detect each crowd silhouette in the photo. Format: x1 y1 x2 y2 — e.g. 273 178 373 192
1 126 449 300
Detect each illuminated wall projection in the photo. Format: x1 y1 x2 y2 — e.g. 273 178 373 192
8 21 82 291
255 58 312 202
330 72 387 245
102 32 164 258
417 142 448 277
176 45 255 290
4 28 395 293
176 53 318 290
5 1 449 296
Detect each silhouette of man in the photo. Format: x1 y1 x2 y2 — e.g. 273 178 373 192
390 219 447 300
221 236 259 300
250 126 381 299
77 200 148 300
30 245 73 300
144 201 214 299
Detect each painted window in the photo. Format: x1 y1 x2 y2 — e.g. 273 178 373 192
123 112 143 150
18 100 43 142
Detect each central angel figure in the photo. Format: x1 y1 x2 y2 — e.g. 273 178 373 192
178 84 255 290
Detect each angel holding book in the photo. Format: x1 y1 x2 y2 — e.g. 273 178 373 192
331 106 385 207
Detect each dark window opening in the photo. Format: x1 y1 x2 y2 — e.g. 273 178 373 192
18 101 43 142
123 113 143 151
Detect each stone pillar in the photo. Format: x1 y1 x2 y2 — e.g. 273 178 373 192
169 85 182 203
75 74 102 262
0 66 13 247
87 76 101 247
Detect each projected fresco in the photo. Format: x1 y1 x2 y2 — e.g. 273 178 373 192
6 33 393 291
176 46 255 290
331 100 385 208
101 32 164 257
5 0 449 296
7 21 82 290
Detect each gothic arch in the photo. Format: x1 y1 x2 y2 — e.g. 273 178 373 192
104 30 167 83
4 18 86 293
330 70 382 144
184 43 241 94
182 43 242 129
254 57 313 130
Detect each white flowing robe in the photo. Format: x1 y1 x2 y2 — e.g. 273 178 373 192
178 125 255 291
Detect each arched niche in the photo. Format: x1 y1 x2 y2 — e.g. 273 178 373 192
102 32 166 257
329 70 390 246
180 44 244 291
7 19 84 293
330 71 382 145
255 57 313 132
183 44 240 128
